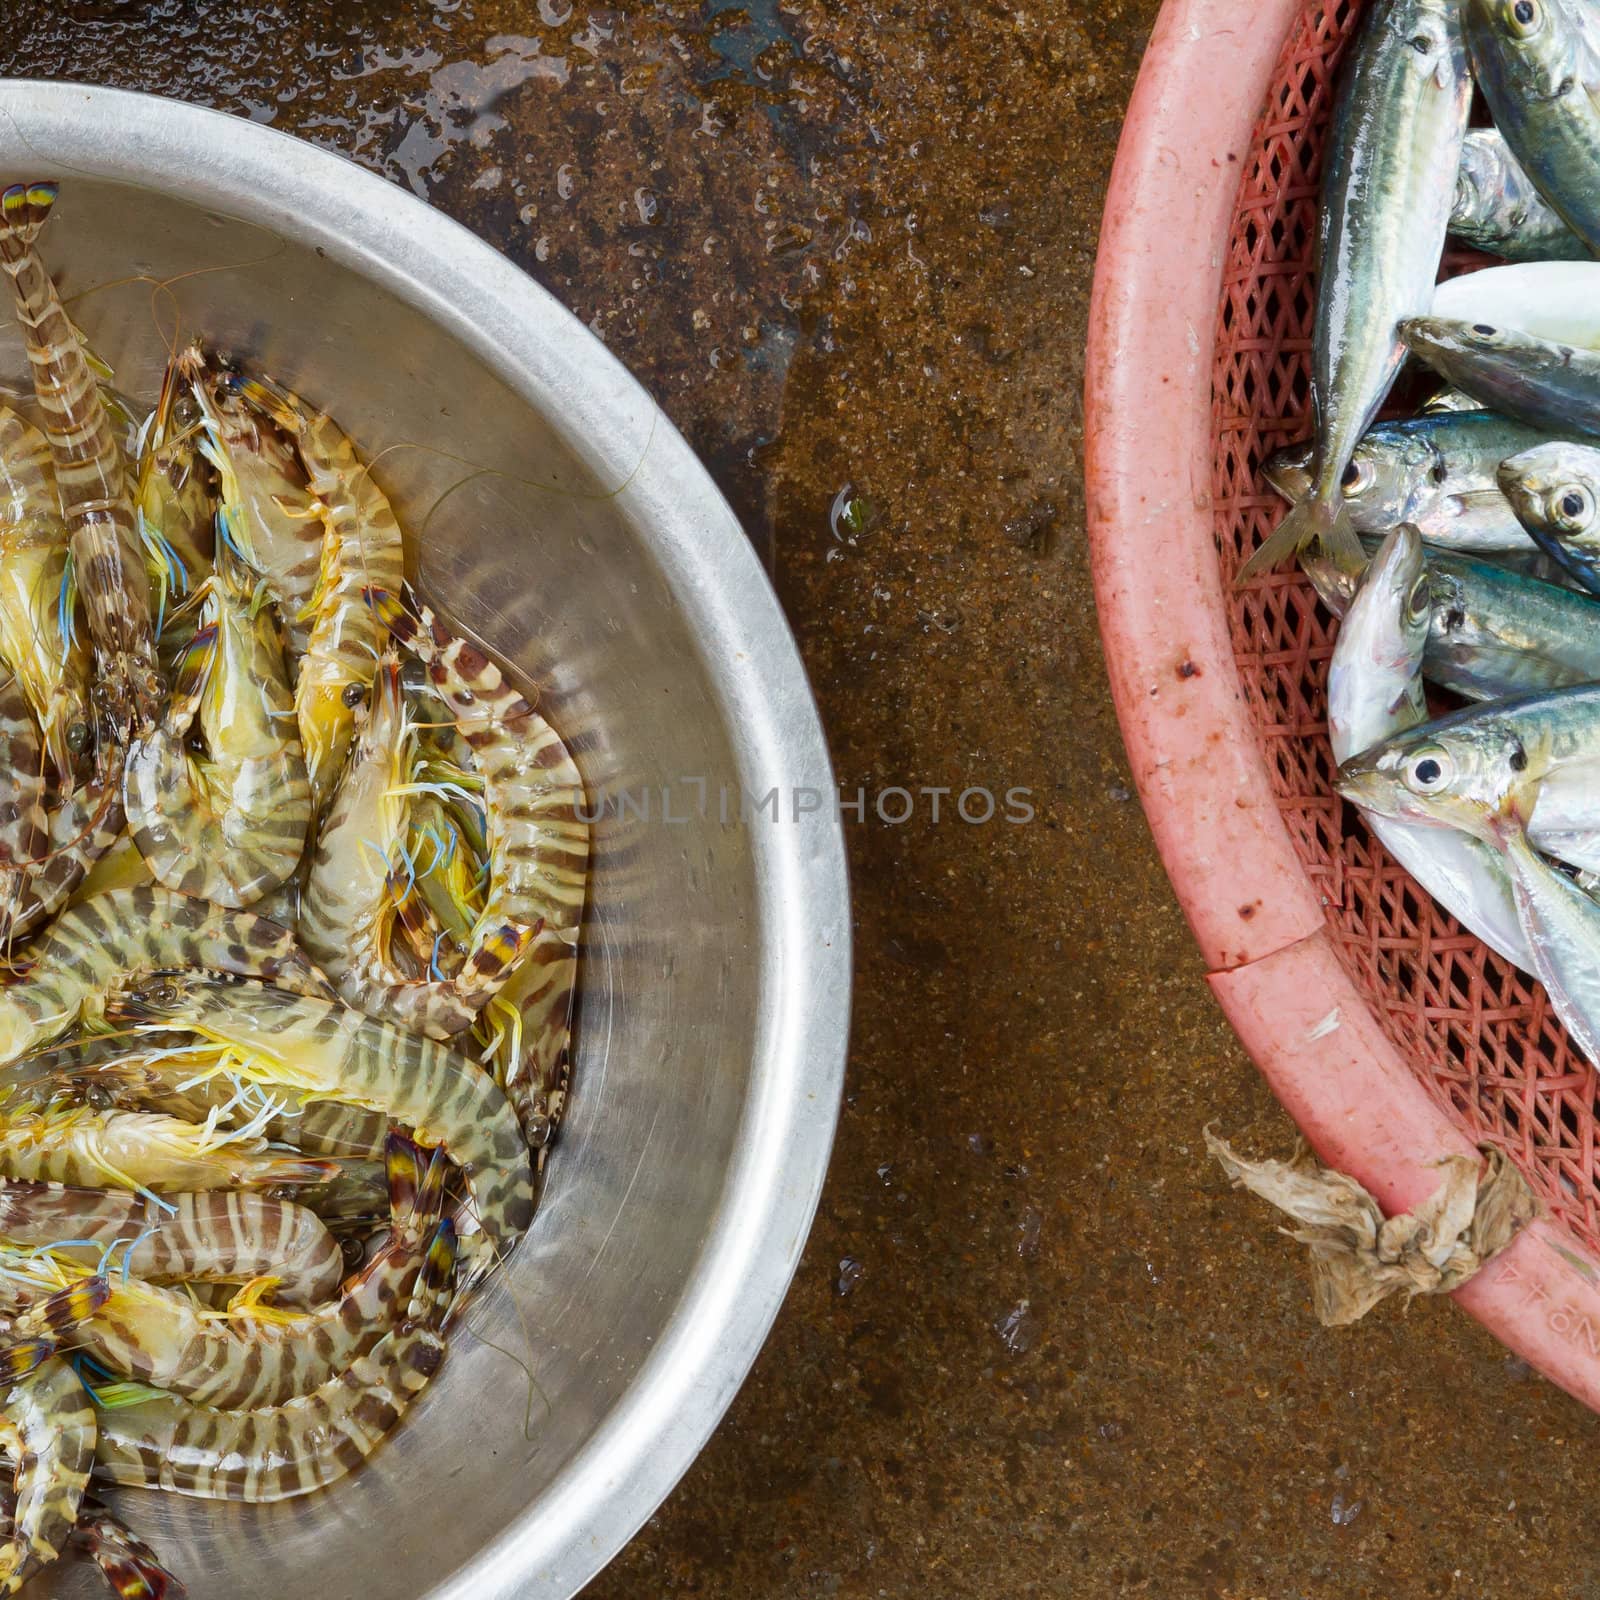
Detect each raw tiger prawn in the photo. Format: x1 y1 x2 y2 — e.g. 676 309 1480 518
228 372 404 816
0 406 90 786
300 653 509 1038
125 550 312 907
0 185 159 737
385 596 589 1143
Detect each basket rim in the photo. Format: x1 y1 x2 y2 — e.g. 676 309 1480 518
1086 0 1600 1409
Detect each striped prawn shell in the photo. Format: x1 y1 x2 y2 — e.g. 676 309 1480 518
299 656 483 1039
189 360 320 656
0 1104 337 1193
0 675 46 870
24 1035 393 1162
92 1221 456 1502
278 404 405 817
497 923 581 1164
0 749 125 955
125 575 312 907
0 1180 343 1308
0 184 158 736
389 600 588 1147
0 883 334 1066
0 406 88 787
105 975 534 1264
0 1355 95 1594
390 602 588 1064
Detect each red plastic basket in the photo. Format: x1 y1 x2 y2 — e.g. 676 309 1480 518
1087 0 1600 1408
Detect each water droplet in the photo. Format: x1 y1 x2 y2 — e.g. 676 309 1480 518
830 483 875 542
1330 1490 1364 1527
1016 1206 1042 1258
995 1299 1036 1356
835 1257 863 1297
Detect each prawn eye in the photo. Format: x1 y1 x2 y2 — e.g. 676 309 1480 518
1403 747 1453 794
64 721 90 755
342 683 367 708
1340 458 1373 495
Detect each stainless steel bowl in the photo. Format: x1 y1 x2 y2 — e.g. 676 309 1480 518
0 80 849 1599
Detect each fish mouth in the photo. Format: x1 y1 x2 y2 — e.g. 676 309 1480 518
1332 753 1396 814
1261 450 1311 503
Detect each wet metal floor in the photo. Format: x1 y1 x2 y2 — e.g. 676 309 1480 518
10 2 1600 1595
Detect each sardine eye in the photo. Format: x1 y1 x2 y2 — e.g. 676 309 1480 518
1340 459 1373 494
1509 742 1529 773
1554 484 1593 531
1430 460 1449 485
341 683 367 708
1404 747 1453 794
1406 574 1433 621
1511 0 1539 30
1409 31 1432 51
1472 323 1497 337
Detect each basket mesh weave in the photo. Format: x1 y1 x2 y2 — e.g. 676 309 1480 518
1216 0 1600 1252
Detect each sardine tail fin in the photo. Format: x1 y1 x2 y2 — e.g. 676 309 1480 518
1236 497 1358 585
0 182 58 244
